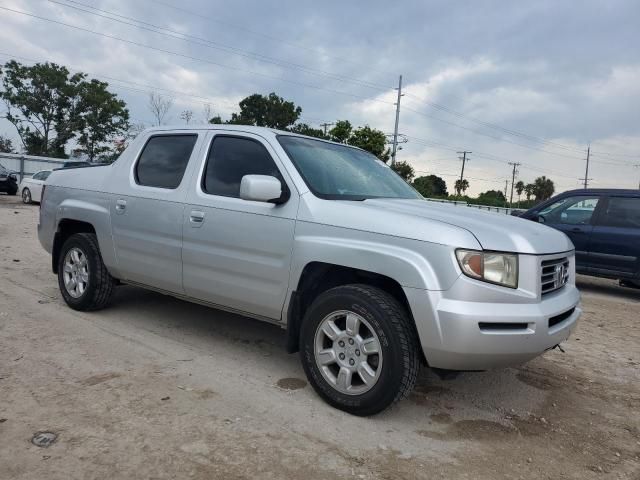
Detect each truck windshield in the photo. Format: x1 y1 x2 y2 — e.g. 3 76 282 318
277 135 421 201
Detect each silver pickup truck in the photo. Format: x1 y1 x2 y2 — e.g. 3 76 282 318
38 125 581 415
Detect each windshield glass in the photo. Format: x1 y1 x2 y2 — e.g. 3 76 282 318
0 164 7 174
277 135 421 200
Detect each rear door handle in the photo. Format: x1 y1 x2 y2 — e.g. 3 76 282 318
189 210 205 227
571 227 584 233
115 199 127 214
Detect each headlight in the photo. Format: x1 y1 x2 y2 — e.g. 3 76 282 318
455 249 518 288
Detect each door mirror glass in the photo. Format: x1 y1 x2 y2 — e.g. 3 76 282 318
240 175 285 203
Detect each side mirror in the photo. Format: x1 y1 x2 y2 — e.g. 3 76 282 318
239 175 288 204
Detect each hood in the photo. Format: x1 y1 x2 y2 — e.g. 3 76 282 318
361 199 573 254
299 196 573 255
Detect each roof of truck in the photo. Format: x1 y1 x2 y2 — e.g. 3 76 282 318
144 124 299 136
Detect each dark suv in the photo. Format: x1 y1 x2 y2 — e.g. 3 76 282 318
0 163 18 195
521 189 640 286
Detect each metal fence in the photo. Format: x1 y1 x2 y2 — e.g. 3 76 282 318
0 152 66 181
425 197 527 216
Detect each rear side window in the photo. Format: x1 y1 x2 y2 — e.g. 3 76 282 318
600 197 640 228
202 135 284 198
135 135 197 189
41 171 51 180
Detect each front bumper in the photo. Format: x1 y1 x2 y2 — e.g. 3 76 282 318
404 280 581 370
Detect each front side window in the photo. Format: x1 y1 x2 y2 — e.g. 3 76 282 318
41 171 52 180
203 135 284 198
135 135 197 189
277 135 421 201
538 196 600 225
600 197 640 228
32 172 44 181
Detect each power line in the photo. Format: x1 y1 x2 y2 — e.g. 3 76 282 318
0 6 398 109
47 0 393 93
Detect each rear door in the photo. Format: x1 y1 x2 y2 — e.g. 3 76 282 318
537 194 603 271
110 133 204 293
588 195 640 278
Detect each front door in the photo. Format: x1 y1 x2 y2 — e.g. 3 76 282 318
182 131 298 321
110 133 202 293
589 196 640 278
537 195 602 272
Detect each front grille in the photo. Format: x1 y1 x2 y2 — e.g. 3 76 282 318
541 257 569 295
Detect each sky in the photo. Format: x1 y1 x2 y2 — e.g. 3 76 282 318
1 0 639 196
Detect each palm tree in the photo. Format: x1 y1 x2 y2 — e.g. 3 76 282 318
524 183 535 201
533 176 555 201
515 181 525 207
454 179 469 197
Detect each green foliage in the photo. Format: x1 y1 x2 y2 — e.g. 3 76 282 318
75 79 129 162
348 125 390 162
208 115 223 124
476 189 507 206
533 176 555 201
454 178 469 196
289 123 327 139
412 175 448 198
328 120 352 143
391 160 414 182
524 183 535 201
0 135 14 153
515 180 525 196
0 60 128 160
227 92 301 129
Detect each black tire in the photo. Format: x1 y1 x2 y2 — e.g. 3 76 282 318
300 284 420 416
57 233 115 311
22 188 32 204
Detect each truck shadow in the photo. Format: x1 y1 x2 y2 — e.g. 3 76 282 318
576 276 640 302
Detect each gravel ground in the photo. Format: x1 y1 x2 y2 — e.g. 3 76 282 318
0 193 639 479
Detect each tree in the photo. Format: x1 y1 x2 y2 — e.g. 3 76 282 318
515 180 525 206
209 115 223 124
180 109 194 125
348 125 390 161
328 120 352 143
391 160 414 182
75 79 129 162
289 123 326 138
1 60 85 157
524 183 535 201
0 135 14 153
412 175 448 198
148 92 173 126
533 176 555 201
454 178 469 196
228 92 301 129
477 189 507 206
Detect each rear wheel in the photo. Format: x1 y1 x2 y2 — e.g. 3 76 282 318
22 188 32 204
58 233 115 311
300 284 420 416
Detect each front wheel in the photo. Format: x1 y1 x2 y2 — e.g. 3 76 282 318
300 284 420 416
58 233 115 311
22 188 32 204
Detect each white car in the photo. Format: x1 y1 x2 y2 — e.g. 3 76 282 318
20 170 52 204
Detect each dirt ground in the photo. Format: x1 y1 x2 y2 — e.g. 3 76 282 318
0 193 638 480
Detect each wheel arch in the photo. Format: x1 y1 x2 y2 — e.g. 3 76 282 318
52 219 97 274
285 261 424 363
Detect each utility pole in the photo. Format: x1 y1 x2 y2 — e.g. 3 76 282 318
320 122 334 136
508 162 521 206
580 145 591 189
457 151 472 186
391 75 403 166
504 179 509 206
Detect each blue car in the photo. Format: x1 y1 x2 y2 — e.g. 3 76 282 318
521 189 640 287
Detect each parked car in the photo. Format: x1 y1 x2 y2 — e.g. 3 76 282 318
520 189 640 287
38 126 581 415
0 163 18 195
19 170 52 204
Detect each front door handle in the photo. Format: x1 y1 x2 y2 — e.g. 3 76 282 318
189 210 205 227
115 199 127 214
571 227 584 233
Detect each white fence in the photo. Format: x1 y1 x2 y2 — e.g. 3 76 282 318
0 152 66 181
